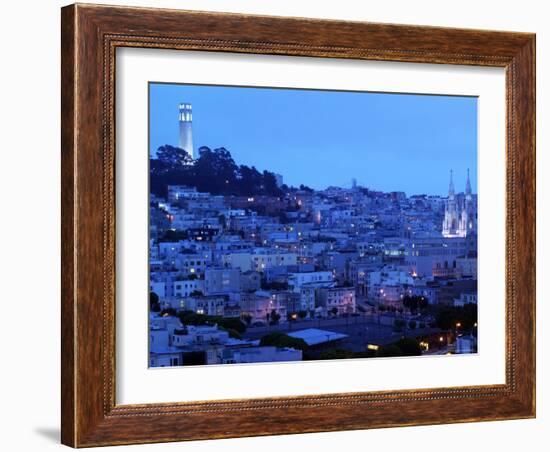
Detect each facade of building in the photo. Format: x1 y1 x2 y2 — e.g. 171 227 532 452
288 271 334 292
182 295 227 316
204 267 241 295
454 292 478 307
239 292 287 322
221 346 302 364
442 170 476 238
318 286 356 315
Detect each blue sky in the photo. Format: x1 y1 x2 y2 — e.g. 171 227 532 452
149 83 477 196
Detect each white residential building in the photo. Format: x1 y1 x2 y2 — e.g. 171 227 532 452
288 271 334 292
222 250 297 273
318 286 356 315
204 267 241 295
182 295 227 316
174 253 207 276
171 325 229 347
173 279 204 298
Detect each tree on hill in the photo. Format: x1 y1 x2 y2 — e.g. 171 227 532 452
237 165 263 195
262 170 280 194
156 145 193 169
150 144 283 198
193 147 238 194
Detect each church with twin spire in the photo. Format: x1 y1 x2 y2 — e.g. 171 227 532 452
442 170 476 238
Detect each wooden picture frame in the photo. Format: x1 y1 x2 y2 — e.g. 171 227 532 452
61 3 536 447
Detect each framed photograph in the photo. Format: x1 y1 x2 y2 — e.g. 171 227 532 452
61 4 536 447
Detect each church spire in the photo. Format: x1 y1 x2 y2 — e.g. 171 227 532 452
465 168 472 196
448 169 455 197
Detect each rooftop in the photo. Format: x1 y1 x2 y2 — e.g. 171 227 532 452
288 328 348 346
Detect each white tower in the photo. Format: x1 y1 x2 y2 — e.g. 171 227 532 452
458 169 475 236
178 103 194 159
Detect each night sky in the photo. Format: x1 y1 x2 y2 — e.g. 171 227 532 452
149 82 477 196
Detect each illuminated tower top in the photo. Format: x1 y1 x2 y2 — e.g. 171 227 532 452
178 103 194 160
179 103 193 122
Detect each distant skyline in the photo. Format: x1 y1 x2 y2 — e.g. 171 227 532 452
149 82 477 196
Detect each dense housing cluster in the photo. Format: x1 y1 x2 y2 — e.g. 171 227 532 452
148 102 478 367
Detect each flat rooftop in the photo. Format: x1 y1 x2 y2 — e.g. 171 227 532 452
288 328 348 346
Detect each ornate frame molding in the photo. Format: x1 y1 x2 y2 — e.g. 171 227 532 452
62 4 535 447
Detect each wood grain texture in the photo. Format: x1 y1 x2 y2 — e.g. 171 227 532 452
61 3 536 447
60 5 76 447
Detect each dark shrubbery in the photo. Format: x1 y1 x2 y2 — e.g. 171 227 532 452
377 338 422 357
176 310 247 334
259 332 309 351
430 303 477 331
149 292 161 312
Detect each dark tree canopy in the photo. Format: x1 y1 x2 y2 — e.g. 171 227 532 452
149 292 160 312
376 338 422 357
393 338 423 356
402 295 429 314
267 309 281 325
376 344 403 357
150 145 283 198
177 310 247 334
431 303 477 331
156 145 193 169
259 332 308 351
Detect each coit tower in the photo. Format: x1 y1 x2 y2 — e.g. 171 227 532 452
178 103 194 159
